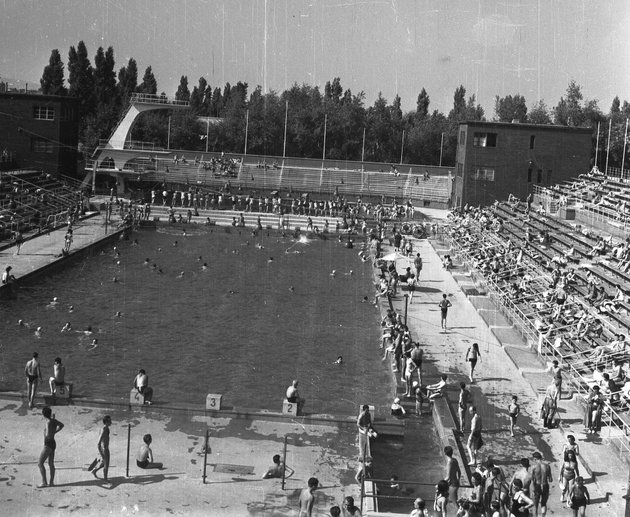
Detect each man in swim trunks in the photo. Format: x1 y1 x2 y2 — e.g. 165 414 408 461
298 477 319 516
531 451 552 517
25 352 42 409
38 406 64 487
49 357 65 397
136 433 163 469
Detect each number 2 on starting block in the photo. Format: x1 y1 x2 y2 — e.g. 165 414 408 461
283 399 297 416
206 393 223 410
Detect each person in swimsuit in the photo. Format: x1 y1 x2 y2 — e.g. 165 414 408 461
560 449 579 504
49 357 65 397
92 415 112 483
510 478 534 517
508 395 520 438
465 343 481 383
25 352 42 409
298 477 318 517
136 434 163 469
438 294 452 330
38 406 64 488
568 476 590 517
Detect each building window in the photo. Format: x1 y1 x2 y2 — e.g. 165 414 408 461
456 163 463 177
31 138 54 153
459 130 466 145
471 167 495 181
472 132 497 147
33 106 55 120
529 135 536 149
527 168 533 183
537 169 543 183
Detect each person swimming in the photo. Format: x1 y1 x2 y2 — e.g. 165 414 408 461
345 270 353 276
267 257 274 263
176 271 185 279
35 327 42 338
114 311 122 318
47 297 58 308
68 305 74 312
61 322 72 332
334 356 343 365
202 263 208 271
330 270 336 277
143 258 150 265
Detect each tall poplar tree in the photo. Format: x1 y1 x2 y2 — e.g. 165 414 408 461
40 49 66 95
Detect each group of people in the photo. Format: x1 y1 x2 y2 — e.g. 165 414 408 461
38 407 163 489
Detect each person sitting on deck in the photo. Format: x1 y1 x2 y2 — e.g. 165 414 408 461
426 374 448 400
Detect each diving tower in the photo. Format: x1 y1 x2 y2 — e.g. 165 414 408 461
84 93 189 190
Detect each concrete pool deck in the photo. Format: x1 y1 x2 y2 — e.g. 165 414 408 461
0 206 628 516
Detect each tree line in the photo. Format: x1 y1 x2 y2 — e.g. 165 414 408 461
40 43 630 169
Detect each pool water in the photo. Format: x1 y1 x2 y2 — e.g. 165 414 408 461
0 225 394 415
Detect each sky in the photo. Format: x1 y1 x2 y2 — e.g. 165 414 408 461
1 0 629 116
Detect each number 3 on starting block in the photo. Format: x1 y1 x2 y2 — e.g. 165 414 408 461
206 394 223 410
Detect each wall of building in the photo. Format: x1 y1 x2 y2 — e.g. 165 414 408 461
0 93 79 176
454 122 592 208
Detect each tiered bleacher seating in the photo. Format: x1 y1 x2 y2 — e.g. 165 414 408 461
0 170 85 245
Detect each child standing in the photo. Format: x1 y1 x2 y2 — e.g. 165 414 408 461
439 294 452 330
508 396 520 437
465 343 481 382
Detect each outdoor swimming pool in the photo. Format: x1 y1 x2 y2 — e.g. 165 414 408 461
0 225 394 415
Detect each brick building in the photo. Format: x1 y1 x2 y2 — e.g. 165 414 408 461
453 121 593 208
0 92 79 176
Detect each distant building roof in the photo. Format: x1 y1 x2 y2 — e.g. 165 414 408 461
459 120 593 133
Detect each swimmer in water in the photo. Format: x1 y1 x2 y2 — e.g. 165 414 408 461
345 270 353 276
182 230 187 237
330 270 336 277
197 256 202 262
202 263 208 271
289 286 295 292
61 322 72 332
112 277 118 283
68 305 74 312
35 327 42 338
334 356 343 365
47 297 58 308
157 247 162 252
87 339 98 351
143 258 150 266
173 241 178 247
256 243 264 250
362 296 369 303
84 326 93 335
132 239 139 246
114 311 122 318
176 271 185 279
267 257 274 263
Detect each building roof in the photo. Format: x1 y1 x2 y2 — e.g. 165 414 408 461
459 120 593 134
0 92 79 104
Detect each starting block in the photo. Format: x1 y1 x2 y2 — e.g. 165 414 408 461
283 399 299 416
130 389 146 405
206 393 223 410
53 382 72 399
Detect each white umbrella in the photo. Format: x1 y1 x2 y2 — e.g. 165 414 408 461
382 251 406 261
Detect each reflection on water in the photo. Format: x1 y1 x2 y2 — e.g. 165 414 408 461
0 226 394 414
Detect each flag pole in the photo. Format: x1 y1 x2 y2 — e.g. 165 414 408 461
283 100 288 158
622 118 629 179
244 109 249 155
605 118 612 175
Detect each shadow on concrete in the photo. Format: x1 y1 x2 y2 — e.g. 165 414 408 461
55 473 179 488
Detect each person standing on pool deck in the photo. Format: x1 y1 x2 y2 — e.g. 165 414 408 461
357 405 374 459
38 406 64 487
92 415 112 483
298 477 319 517
467 406 483 466
438 294 452 330
25 352 42 409
465 342 481 383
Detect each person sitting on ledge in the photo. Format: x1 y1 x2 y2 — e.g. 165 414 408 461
133 369 153 404
49 357 66 397
286 379 305 412
426 374 447 400
136 434 163 469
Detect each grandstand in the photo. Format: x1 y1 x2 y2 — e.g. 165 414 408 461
442 168 630 456
0 169 86 245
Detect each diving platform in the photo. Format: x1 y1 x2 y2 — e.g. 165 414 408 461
104 93 189 150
